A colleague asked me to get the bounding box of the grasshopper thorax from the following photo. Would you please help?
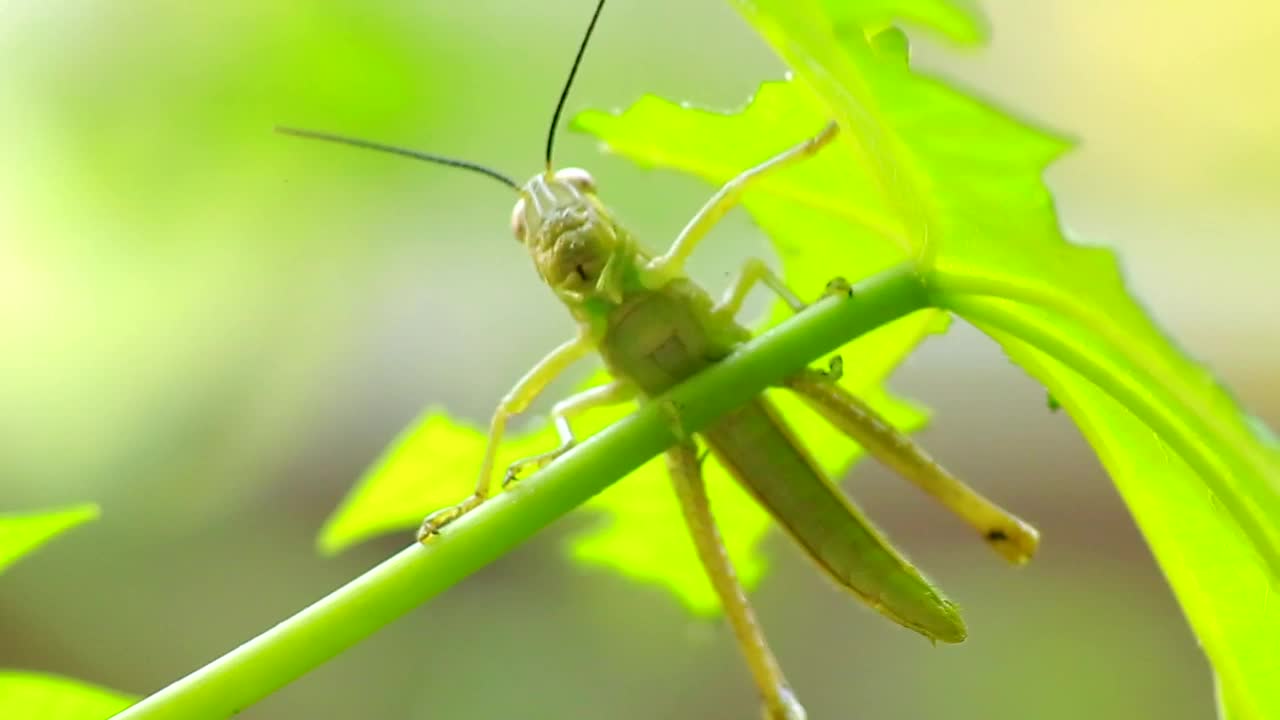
[512,167,629,306]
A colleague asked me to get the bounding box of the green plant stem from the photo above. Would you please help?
[111,264,930,720]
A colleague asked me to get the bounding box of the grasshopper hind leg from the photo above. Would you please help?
[710,262,1039,563]
[667,442,807,720]
[786,369,1039,564]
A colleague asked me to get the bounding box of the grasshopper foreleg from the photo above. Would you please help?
[641,122,840,287]
[502,380,637,488]
[666,442,807,720]
[417,334,592,541]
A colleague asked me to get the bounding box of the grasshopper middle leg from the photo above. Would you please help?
[502,379,637,488]
[712,257,807,321]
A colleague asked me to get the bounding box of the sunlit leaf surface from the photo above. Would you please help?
[0,672,133,720]
[0,505,98,575]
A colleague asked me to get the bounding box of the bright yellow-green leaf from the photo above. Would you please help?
[817,0,985,44]
[0,505,99,575]
[0,671,134,719]
[575,0,1280,716]
[983,325,1280,720]
[319,410,556,553]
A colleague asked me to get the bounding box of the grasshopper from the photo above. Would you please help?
[281,0,1037,716]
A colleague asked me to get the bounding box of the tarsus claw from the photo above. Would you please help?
[823,276,852,299]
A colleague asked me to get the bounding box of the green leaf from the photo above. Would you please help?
[319,410,572,553]
[0,505,99,575]
[575,0,1280,715]
[816,0,986,45]
[0,511,129,719]
[0,671,134,719]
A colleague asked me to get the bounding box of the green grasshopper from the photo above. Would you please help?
[281,1,1037,716]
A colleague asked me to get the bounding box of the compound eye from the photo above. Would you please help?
[509,196,529,240]
[555,167,597,194]
[510,197,527,241]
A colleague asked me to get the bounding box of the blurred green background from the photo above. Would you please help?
[2,0,1277,718]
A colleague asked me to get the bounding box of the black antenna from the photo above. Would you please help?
[545,0,607,171]
[276,126,520,191]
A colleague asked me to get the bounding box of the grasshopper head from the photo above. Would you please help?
[513,167,627,304]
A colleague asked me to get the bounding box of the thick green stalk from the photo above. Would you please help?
[111,264,930,720]
[939,289,1280,582]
